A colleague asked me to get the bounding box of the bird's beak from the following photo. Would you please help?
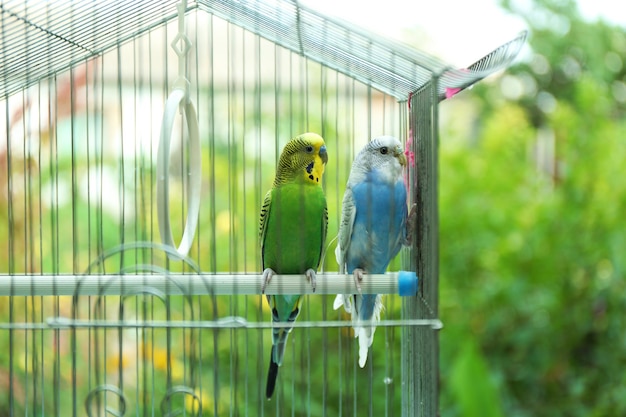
[395,146,406,167]
[319,145,328,164]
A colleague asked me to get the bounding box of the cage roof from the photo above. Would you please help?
[0,0,526,100]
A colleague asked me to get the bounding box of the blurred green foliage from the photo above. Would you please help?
[439,0,626,416]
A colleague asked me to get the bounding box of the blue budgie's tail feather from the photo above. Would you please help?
[333,294,352,312]
[266,346,279,399]
[355,294,384,367]
[357,325,374,368]
[334,293,384,367]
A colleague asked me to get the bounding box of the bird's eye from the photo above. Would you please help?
[305,145,314,153]
[380,147,388,155]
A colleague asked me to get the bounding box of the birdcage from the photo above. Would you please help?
[0,0,525,415]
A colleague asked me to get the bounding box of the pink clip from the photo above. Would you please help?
[445,68,469,99]
[403,133,415,195]
[404,133,415,168]
[445,87,462,99]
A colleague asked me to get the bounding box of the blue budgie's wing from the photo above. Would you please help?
[388,179,409,260]
[333,186,356,313]
[335,185,356,274]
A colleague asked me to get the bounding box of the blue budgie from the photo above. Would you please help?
[333,136,413,368]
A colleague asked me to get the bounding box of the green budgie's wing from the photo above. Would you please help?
[319,202,329,269]
[335,186,356,274]
[259,189,272,268]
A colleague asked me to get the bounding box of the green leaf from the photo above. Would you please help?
[450,339,504,417]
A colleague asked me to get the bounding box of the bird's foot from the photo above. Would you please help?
[353,268,365,293]
[261,268,275,294]
[305,268,317,293]
[405,203,417,246]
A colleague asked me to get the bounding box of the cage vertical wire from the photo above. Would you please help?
[0,0,526,415]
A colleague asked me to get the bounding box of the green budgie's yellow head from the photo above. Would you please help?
[273,133,328,187]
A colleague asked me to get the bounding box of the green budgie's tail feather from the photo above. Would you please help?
[271,337,288,365]
[266,328,290,398]
[270,303,299,365]
[266,346,280,399]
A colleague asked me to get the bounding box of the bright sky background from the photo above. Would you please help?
[301,0,626,66]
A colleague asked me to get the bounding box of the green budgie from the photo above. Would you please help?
[259,132,328,399]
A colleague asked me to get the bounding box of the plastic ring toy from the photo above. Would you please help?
[156,88,201,259]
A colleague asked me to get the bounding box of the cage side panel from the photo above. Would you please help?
[402,82,440,417]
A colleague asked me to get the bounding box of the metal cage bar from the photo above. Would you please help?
[402,79,440,417]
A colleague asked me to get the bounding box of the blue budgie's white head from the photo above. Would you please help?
[349,135,406,185]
